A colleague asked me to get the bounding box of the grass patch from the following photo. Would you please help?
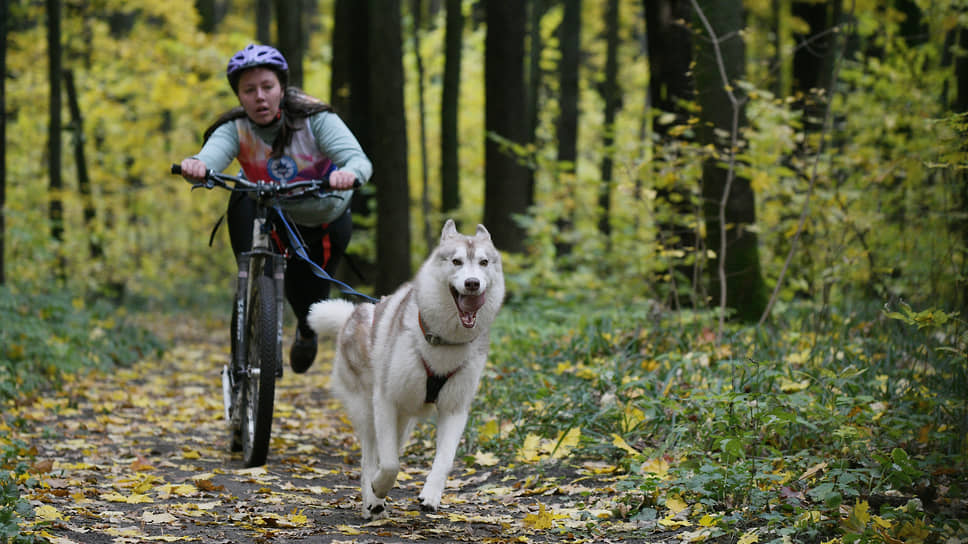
[472,298,968,542]
[0,285,165,402]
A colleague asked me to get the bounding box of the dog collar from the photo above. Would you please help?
[418,312,471,346]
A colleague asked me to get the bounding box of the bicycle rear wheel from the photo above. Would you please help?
[239,273,278,467]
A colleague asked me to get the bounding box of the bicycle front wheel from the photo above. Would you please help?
[239,273,278,467]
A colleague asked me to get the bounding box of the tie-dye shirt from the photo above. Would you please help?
[194,111,372,224]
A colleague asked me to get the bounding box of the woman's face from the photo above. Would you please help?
[237,67,283,125]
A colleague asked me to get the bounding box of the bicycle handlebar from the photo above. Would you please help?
[170,163,360,193]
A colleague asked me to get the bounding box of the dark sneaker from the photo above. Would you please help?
[290,331,318,374]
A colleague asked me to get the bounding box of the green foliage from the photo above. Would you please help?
[477,298,967,542]
[0,439,46,544]
[0,285,164,402]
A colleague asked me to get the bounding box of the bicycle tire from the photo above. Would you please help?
[228,300,243,453]
[239,273,278,467]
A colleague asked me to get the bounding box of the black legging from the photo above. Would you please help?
[226,191,353,338]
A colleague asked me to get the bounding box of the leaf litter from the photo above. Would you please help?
[7,316,667,543]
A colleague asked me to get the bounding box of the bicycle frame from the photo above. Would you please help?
[170,163,370,467]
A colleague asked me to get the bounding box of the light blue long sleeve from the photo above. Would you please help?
[195,111,372,185]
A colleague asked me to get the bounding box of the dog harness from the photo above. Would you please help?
[416,311,472,403]
[422,358,460,404]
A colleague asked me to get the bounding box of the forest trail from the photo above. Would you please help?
[14,315,660,543]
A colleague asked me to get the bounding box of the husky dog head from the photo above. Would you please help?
[426,219,504,330]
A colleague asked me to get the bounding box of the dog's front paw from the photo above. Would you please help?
[362,483,388,520]
[418,492,441,512]
[363,497,388,520]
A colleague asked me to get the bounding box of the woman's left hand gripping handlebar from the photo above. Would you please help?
[328,169,358,190]
[179,158,208,181]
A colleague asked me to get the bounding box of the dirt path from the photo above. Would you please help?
[14,316,659,543]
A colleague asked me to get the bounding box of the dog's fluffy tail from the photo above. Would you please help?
[307,299,357,338]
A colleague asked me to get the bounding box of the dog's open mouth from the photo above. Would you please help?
[451,287,486,328]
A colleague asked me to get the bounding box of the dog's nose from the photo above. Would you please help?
[465,278,480,292]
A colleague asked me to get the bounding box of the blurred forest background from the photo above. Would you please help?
[2,0,967,320]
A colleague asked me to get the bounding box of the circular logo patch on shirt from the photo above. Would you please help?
[267,156,298,182]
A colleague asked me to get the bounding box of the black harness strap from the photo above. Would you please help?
[422,358,459,404]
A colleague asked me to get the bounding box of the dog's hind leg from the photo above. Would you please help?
[334,385,387,520]
[358,429,387,520]
[419,411,469,512]
[370,399,401,500]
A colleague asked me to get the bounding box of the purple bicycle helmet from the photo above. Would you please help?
[226,44,289,93]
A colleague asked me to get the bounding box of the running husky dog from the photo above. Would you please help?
[307,219,504,519]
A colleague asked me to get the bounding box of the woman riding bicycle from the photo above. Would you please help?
[179,43,372,375]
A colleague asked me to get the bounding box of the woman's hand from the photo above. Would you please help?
[328,169,358,190]
[179,158,208,181]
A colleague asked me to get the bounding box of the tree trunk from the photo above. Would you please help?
[440,0,462,223]
[645,0,697,305]
[275,0,304,88]
[410,0,432,251]
[483,0,530,254]
[554,0,580,258]
[524,0,545,211]
[956,22,968,310]
[331,0,375,287]
[196,0,217,32]
[368,0,411,294]
[64,69,101,259]
[256,0,272,44]
[693,0,767,322]
[597,0,619,242]
[48,0,64,251]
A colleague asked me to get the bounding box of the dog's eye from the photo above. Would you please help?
[452,258,463,266]
[479,259,488,267]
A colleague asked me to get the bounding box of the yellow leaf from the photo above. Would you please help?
[780,377,810,393]
[698,514,719,527]
[658,517,691,528]
[102,492,153,504]
[523,503,555,530]
[665,495,688,515]
[141,512,177,524]
[478,420,500,441]
[181,449,201,460]
[337,524,362,535]
[517,434,542,463]
[34,504,66,522]
[474,451,500,467]
[798,462,827,481]
[641,457,671,479]
[551,427,581,459]
[737,530,760,544]
[611,433,641,456]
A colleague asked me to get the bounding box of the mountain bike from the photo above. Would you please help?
[169,164,365,467]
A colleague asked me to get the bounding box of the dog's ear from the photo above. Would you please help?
[475,224,491,241]
[441,219,458,240]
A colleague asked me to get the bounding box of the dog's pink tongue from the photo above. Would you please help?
[458,293,485,313]
[457,293,486,327]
